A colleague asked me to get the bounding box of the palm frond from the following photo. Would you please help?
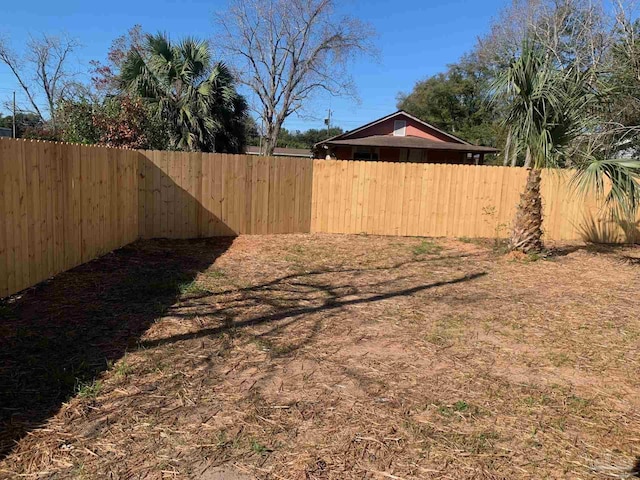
[490,40,600,169]
[572,158,640,218]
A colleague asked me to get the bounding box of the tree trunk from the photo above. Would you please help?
[503,129,512,167]
[263,119,280,156]
[263,134,276,156]
[509,168,544,253]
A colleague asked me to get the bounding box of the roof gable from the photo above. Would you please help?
[318,110,470,146]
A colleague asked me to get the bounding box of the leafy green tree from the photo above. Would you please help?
[277,127,343,149]
[57,96,168,149]
[58,99,101,144]
[0,112,44,138]
[94,96,168,149]
[606,18,640,158]
[398,57,498,146]
[120,33,248,153]
[244,116,261,147]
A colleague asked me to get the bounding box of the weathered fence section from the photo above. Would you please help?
[137,151,313,238]
[310,160,609,241]
[0,140,138,298]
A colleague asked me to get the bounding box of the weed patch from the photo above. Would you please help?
[413,240,443,256]
[75,380,102,399]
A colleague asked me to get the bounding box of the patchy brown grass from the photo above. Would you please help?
[1,234,639,480]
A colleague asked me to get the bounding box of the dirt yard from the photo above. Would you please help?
[1,234,639,479]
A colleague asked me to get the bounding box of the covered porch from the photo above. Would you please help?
[317,135,499,165]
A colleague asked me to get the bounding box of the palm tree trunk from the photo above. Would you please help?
[510,168,544,253]
[523,146,532,168]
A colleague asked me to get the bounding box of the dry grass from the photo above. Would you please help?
[1,234,639,479]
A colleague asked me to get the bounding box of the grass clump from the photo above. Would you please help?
[436,400,483,418]
[107,358,133,377]
[76,379,102,399]
[250,439,268,455]
[178,280,211,296]
[206,269,226,279]
[413,240,443,256]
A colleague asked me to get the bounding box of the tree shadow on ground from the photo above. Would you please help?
[138,263,487,350]
[0,239,487,463]
[0,238,233,459]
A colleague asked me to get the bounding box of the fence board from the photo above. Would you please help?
[0,141,7,297]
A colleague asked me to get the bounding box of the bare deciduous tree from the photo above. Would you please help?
[0,34,79,132]
[215,0,375,155]
[476,0,613,71]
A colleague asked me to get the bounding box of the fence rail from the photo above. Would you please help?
[0,138,630,298]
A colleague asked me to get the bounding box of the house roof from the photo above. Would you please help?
[324,135,499,153]
[246,146,312,157]
[316,110,472,146]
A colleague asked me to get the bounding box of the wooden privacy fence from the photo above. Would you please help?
[0,140,138,298]
[137,150,313,238]
[0,138,629,298]
[0,140,314,298]
[311,160,609,241]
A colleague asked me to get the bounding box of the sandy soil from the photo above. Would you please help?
[0,234,639,479]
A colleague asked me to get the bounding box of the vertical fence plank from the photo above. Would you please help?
[3,140,17,294]
[137,151,146,238]
[16,139,29,291]
[0,140,8,297]
[52,142,65,275]
[368,161,378,235]
[200,153,211,237]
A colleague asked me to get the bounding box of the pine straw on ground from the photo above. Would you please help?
[1,234,639,480]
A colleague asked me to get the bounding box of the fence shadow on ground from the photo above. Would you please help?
[0,150,243,460]
[0,237,233,459]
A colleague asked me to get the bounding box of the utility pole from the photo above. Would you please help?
[324,109,332,136]
[12,91,17,138]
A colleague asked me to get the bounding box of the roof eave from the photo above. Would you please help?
[324,139,498,154]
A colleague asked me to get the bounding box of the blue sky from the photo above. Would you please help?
[0,0,505,131]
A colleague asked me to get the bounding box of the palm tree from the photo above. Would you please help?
[120,33,247,153]
[492,41,640,251]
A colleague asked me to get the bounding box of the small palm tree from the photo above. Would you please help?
[120,33,247,153]
[493,41,640,251]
